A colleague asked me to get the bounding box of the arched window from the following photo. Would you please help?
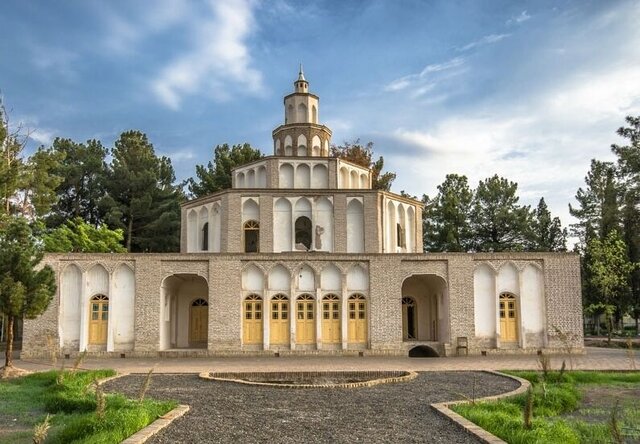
[322,294,340,344]
[243,295,263,345]
[89,294,109,345]
[295,216,312,250]
[348,294,367,344]
[202,222,209,251]
[244,220,259,253]
[396,223,405,248]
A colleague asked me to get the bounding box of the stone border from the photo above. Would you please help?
[94,372,190,444]
[120,404,190,444]
[430,371,531,444]
[199,370,417,389]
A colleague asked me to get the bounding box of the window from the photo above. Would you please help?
[202,223,209,251]
[295,216,312,250]
[244,220,259,253]
[396,223,406,248]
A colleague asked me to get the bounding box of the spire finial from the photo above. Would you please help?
[297,63,306,81]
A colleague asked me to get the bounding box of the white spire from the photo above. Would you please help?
[297,63,306,82]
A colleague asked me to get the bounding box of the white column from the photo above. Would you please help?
[289,280,296,350]
[316,288,322,349]
[341,273,348,350]
[263,291,271,350]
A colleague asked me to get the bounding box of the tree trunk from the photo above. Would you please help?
[4,315,14,368]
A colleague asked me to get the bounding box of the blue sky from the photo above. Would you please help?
[1,0,639,237]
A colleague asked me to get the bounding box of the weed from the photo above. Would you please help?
[626,338,636,370]
[72,351,87,371]
[609,400,623,444]
[138,367,154,403]
[32,413,51,444]
[538,353,551,380]
[523,386,534,429]
[94,379,106,420]
[46,334,57,367]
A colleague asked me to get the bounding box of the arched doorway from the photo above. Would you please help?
[296,294,315,344]
[322,294,340,344]
[159,274,209,350]
[243,295,263,344]
[401,274,449,343]
[89,294,109,345]
[190,299,208,345]
[347,294,367,344]
[499,293,518,342]
[270,294,290,345]
[402,297,417,340]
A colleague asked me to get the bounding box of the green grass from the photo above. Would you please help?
[451,371,640,444]
[0,370,177,443]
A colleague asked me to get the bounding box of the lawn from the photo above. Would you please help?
[0,369,176,443]
[451,371,640,444]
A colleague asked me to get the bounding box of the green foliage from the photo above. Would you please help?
[423,174,473,252]
[469,175,532,252]
[42,217,126,253]
[47,138,108,227]
[453,371,640,444]
[0,98,25,216]
[0,370,176,444]
[330,140,396,191]
[528,198,567,251]
[101,131,183,252]
[188,143,263,197]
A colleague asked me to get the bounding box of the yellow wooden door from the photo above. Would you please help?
[190,299,208,344]
[243,295,263,344]
[402,297,416,340]
[89,295,108,345]
[322,295,340,344]
[348,295,367,344]
[499,294,518,342]
[296,295,315,344]
[270,295,290,345]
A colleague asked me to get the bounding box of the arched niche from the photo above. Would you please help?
[242,198,259,223]
[474,263,496,339]
[246,169,255,188]
[199,207,209,251]
[311,164,328,188]
[61,264,82,349]
[396,204,406,250]
[187,209,198,252]
[237,172,245,188]
[340,167,349,189]
[311,105,318,123]
[520,264,545,342]
[297,103,307,123]
[321,264,341,291]
[497,262,519,295]
[284,135,293,156]
[269,265,291,291]
[312,135,321,157]
[315,196,333,252]
[256,166,267,188]
[87,264,109,297]
[242,264,264,292]
[275,139,281,155]
[279,163,294,188]
[287,104,294,124]
[274,198,292,252]
[346,264,369,291]
[113,264,135,349]
[296,264,315,291]
[211,203,222,252]
[295,163,311,188]
[350,170,359,189]
[346,198,364,253]
[407,206,416,253]
[360,173,368,189]
[297,134,307,157]
[386,200,397,252]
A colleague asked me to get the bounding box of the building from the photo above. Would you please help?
[21,70,583,358]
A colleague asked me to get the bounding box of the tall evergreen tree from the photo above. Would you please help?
[48,138,108,227]
[331,140,396,191]
[469,175,531,252]
[527,198,567,252]
[101,131,182,252]
[611,115,640,329]
[423,174,474,252]
[188,143,263,198]
[0,217,56,370]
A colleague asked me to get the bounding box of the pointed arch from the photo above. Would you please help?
[199,207,209,251]
[279,163,294,188]
[242,264,265,292]
[340,167,349,188]
[321,263,341,291]
[274,198,292,252]
[315,196,333,252]
[311,105,318,123]
[61,264,82,349]
[113,264,135,349]
[297,103,307,123]
[268,264,291,291]
[311,163,328,188]
[350,170,359,189]
[474,263,496,338]
[347,198,364,253]
[242,198,259,223]
[295,163,310,188]
[187,209,198,252]
[347,264,369,291]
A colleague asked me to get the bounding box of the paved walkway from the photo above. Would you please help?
[14,347,638,374]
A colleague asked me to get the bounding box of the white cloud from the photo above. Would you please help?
[29,128,56,145]
[384,57,465,92]
[507,10,531,26]
[457,33,511,52]
[151,0,263,109]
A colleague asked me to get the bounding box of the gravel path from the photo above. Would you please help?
[105,372,519,444]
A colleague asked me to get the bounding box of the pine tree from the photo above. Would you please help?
[423,174,473,252]
[527,198,567,252]
[0,217,56,370]
[188,143,263,197]
[42,218,126,253]
[101,131,182,252]
[469,175,531,252]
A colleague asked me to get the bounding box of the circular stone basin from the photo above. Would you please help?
[201,370,417,388]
